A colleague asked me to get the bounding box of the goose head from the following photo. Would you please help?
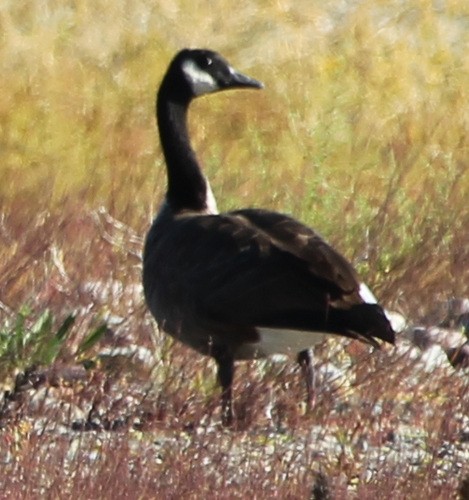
[160,48,264,102]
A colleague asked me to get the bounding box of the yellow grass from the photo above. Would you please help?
[0,2,469,496]
[1,0,468,312]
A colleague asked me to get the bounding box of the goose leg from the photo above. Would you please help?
[297,348,316,411]
[213,348,235,426]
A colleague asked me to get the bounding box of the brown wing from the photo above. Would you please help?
[229,209,363,303]
[144,208,394,346]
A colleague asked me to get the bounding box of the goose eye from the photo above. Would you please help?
[200,56,213,69]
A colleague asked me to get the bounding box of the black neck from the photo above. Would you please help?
[157,86,209,213]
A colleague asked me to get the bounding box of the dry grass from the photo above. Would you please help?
[0,0,468,497]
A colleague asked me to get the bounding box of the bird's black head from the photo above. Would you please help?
[161,48,263,102]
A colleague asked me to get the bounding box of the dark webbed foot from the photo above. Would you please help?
[297,349,316,411]
[213,347,235,426]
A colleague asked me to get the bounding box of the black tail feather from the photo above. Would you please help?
[257,303,395,346]
[329,303,395,345]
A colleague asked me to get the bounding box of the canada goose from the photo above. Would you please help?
[143,48,395,426]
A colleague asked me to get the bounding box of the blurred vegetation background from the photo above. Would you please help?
[0,2,468,496]
[0,0,468,337]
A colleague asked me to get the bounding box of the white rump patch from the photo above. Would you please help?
[182,60,219,96]
[359,283,377,304]
[254,327,327,357]
[385,310,407,333]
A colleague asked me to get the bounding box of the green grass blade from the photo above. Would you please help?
[76,323,108,356]
[55,314,76,340]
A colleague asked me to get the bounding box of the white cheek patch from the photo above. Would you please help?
[182,60,219,96]
[359,282,377,304]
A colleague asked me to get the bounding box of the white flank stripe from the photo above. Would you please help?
[359,282,407,333]
[359,282,377,304]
